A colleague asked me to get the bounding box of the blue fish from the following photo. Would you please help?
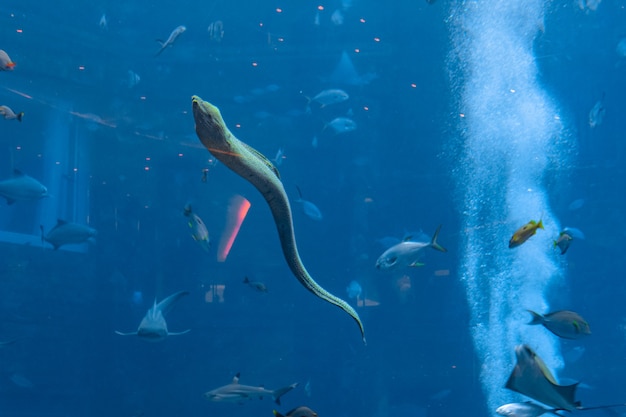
[295,186,323,221]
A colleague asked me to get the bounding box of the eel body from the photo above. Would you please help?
[192,95,365,343]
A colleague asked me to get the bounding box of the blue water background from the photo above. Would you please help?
[0,0,625,416]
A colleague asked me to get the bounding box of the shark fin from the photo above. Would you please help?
[115,331,138,336]
[232,373,240,384]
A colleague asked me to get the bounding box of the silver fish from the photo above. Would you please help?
[155,25,186,56]
[0,105,23,121]
[204,373,297,405]
[311,89,349,107]
[115,291,190,342]
[41,219,97,250]
[496,402,561,417]
[0,169,48,204]
[375,225,447,270]
[326,117,356,134]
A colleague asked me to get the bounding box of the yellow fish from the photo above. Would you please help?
[509,219,543,248]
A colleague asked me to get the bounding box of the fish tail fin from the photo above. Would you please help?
[430,225,447,252]
[526,309,544,325]
[537,219,544,230]
[273,410,286,417]
[295,185,304,201]
[17,112,24,122]
[272,382,298,405]
[156,39,165,46]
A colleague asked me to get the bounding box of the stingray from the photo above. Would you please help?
[115,290,190,342]
[506,345,626,413]
[505,345,580,411]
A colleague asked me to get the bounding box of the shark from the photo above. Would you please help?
[204,373,298,405]
[0,169,48,204]
[115,291,190,342]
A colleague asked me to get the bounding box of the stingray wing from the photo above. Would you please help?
[505,348,579,411]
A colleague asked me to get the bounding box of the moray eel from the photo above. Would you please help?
[192,95,365,344]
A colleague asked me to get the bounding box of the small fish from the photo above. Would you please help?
[295,186,322,221]
[310,89,349,107]
[509,219,543,248]
[126,70,140,88]
[553,231,573,255]
[0,105,24,121]
[326,117,356,134]
[41,219,97,250]
[527,310,591,339]
[205,373,298,405]
[331,9,344,25]
[346,280,362,299]
[201,168,209,182]
[375,226,447,270]
[496,402,561,417]
[115,291,190,342]
[243,276,268,293]
[99,14,107,29]
[273,147,286,166]
[588,93,605,128]
[0,169,48,204]
[155,25,186,56]
[183,204,210,252]
[274,407,318,417]
[0,50,16,71]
